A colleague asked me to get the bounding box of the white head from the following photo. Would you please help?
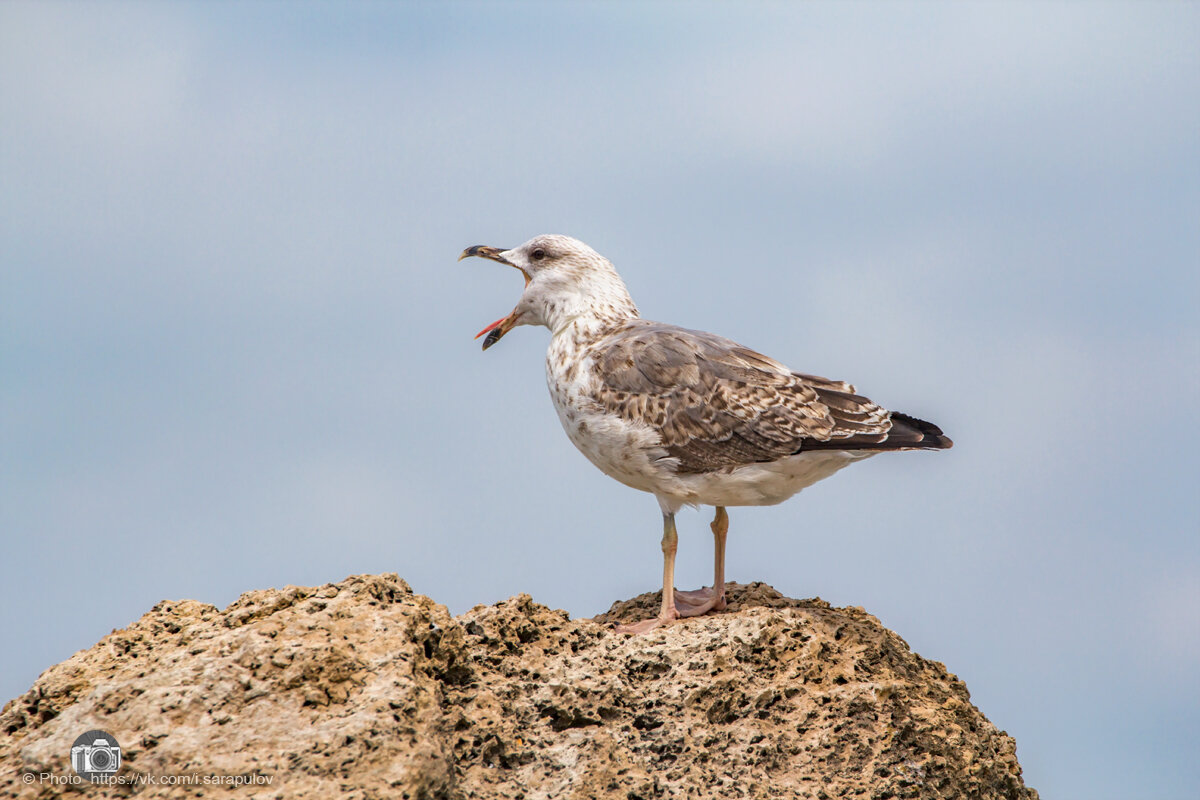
[459,234,639,349]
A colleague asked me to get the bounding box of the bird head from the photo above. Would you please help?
[459,234,637,350]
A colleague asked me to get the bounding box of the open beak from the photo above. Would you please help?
[474,312,520,351]
[458,245,511,265]
[460,244,531,351]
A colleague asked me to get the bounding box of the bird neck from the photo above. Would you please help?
[549,296,638,342]
[538,268,639,340]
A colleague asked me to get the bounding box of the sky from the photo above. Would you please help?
[2,2,1197,797]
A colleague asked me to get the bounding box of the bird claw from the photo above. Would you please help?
[614,585,729,634]
[674,585,727,617]
[614,613,679,635]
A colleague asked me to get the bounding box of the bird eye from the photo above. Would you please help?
[531,248,546,261]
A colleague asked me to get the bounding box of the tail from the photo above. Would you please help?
[800,411,953,452]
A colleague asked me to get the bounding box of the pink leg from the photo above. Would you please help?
[615,513,682,634]
[674,507,728,617]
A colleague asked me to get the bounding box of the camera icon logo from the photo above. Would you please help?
[70,730,122,782]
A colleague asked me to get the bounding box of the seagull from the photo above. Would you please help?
[460,235,952,634]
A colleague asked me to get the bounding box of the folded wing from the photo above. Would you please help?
[591,321,950,474]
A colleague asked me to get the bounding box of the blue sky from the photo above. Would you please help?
[2,3,1197,797]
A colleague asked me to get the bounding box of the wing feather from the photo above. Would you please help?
[590,321,912,474]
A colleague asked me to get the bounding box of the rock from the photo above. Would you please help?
[0,575,1037,799]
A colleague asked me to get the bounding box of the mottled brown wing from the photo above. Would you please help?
[590,321,898,474]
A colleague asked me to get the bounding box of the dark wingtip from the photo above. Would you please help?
[797,411,953,453]
[889,412,953,449]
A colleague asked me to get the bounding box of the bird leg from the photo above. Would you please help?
[673,506,729,617]
[615,513,682,634]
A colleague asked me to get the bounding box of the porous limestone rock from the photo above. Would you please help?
[0,575,1036,799]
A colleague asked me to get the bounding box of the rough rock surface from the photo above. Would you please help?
[0,574,1037,799]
